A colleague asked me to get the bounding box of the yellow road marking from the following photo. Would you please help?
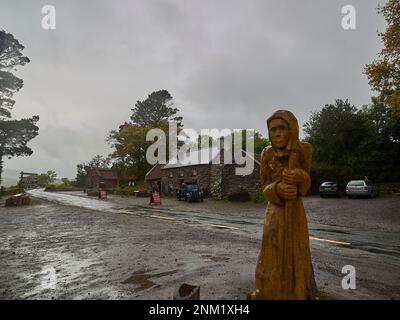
[148,215,349,245]
[205,224,239,231]
[310,236,351,246]
[150,215,176,221]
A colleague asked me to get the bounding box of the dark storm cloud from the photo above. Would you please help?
[0,0,387,178]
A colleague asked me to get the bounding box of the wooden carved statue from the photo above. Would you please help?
[248,110,313,300]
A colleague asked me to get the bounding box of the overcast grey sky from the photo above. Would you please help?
[1,0,387,178]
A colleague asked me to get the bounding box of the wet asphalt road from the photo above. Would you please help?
[0,190,399,299]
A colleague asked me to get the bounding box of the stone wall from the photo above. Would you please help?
[86,172,99,189]
[221,163,261,198]
[378,182,400,195]
[161,164,211,196]
[85,173,116,189]
[159,161,262,199]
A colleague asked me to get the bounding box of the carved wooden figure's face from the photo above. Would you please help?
[268,118,289,150]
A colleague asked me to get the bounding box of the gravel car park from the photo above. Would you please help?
[1,191,400,300]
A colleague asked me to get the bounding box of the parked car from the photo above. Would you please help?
[176,182,204,202]
[346,180,379,198]
[319,181,345,198]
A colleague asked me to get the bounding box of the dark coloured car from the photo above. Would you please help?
[346,180,379,198]
[176,182,204,202]
[319,181,344,198]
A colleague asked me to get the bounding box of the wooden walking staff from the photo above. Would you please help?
[282,145,299,297]
[285,145,317,298]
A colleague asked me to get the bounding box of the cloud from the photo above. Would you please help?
[1,0,387,177]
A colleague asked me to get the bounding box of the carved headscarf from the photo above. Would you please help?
[267,110,300,156]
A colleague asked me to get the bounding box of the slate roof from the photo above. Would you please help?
[145,163,165,181]
[161,147,261,169]
[162,147,220,169]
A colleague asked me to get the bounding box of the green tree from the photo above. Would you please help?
[0,117,39,184]
[365,0,400,114]
[196,134,220,149]
[37,170,57,187]
[75,164,87,188]
[0,30,39,184]
[46,170,57,183]
[61,177,71,186]
[304,98,400,187]
[130,90,183,127]
[87,154,111,168]
[194,130,269,154]
[107,123,158,181]
[109,90,184,181]
[304,99,370,184]
[229,130,270,154]
[0,30,30,119]
[359,97,400,181]
[252,131,270,154]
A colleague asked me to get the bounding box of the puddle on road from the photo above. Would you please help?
[122,269,178,291]
[201,255,230,262]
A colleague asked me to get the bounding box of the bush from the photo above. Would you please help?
[211,177,223,200]
[1,185,25,196]
[114,184,137,196]
[44,184,57,192]
[44,183,83,192]
[86,189,99,196]
[252,190,267,204]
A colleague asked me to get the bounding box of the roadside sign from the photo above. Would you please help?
[100,190,107,200]
[152,191,161,205]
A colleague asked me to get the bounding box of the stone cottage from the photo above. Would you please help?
[145,147,261,199]
[85,168,118,189]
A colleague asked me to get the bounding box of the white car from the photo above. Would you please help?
[346,180,379,199]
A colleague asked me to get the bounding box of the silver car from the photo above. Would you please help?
[346,180,379,199]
